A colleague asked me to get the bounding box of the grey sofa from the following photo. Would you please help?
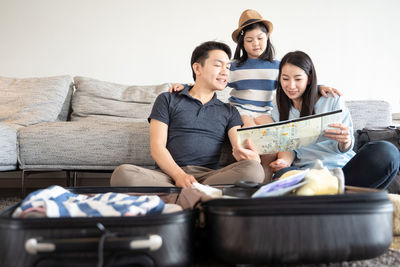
[0,75,395,192]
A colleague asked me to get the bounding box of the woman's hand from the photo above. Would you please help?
[324,123,352,152]
[168,83,184,93]
[319,86,342,97]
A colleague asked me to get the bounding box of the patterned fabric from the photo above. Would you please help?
[0,123,18,171]
[72,76,171,121]
[18,120,154,170]
[12,185,165,218]
[0,75,72,126]
[227,58,280,114]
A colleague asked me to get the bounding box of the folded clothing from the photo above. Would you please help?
[12,185,166,218]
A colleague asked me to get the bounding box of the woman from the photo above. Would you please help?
[268,51,399,189]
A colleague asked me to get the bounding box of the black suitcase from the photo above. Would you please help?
[201,185,394,265]
[0,187,195,267]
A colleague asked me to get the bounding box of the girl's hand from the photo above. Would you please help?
[168,83,184,93]
[269,158,291,173]
[319,86,342,97]
[324,123,352,152]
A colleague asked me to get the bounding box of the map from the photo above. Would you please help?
[237,110,342,154]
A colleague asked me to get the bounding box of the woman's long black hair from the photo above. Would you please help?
[276,51,320,121]
[233,22,275,67]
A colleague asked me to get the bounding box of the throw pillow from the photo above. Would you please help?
[72,76,171,121]
[0,75,72,126]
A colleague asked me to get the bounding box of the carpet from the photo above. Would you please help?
[1,197,400,266]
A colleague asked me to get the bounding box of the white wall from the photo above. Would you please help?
[1,0,399,112]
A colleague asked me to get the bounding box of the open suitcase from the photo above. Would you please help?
[0,187,195,267]
[0,185,394,266]
[201,185,394,265]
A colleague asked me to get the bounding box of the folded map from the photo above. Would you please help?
[237,110,342,154]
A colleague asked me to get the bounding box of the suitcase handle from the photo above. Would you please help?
[25,234,162,255]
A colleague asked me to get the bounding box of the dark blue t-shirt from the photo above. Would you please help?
[148,86,242,169]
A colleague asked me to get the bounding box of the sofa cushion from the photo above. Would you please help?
[71,76,171,121]
[0,123,18,171]
[0,75,73,126]
[57,83,74,122]
[18,121,154,170]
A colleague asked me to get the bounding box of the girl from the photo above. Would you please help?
[268,51,399,189]
[228,8,280,127]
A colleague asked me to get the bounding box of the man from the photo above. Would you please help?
[110,41,264,188]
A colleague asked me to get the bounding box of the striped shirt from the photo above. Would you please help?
[228,58,280,114]
[13,185,165,218]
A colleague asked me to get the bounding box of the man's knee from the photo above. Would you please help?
[238,160,265,183]
[110,164,139,186]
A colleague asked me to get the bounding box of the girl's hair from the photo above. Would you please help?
[233,22,275,67]
[276,51,319,121]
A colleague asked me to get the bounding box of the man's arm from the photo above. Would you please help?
[150,119,196,188]
[228,126,261,163]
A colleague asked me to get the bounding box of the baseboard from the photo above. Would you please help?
[0,170,110,197]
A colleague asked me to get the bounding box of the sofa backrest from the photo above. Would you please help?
[0,75,73,127]
[57,82,74,122]
[346,100,392,132]
[71,76,171,122]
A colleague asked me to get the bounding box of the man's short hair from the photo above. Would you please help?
[191,41,232,81]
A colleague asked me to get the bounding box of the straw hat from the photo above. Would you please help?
[232,9,273,43]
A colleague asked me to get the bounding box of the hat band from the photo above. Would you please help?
[241,19,262,27]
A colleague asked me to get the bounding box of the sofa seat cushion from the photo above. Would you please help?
[18,121,154,170]
[0,123,18,171]
[0,75,73,126]
[72,76,171,122]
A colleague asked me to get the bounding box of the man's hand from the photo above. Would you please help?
[232,139,261,163]
[174,173,197,188]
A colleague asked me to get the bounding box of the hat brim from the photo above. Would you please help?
[232,19,273,43]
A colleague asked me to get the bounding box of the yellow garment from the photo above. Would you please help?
[279,160,344,196]
[296,168,340,196]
